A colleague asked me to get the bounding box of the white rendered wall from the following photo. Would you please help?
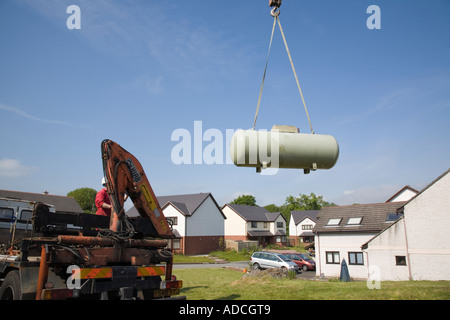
[404,172,450,280]
[315,233,376,279]
[364,219,409,281]
[223,206,246,236]
[162,205,186,237]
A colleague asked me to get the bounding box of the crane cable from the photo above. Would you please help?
[252,8,315,134]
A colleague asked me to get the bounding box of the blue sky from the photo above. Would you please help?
[1,0,449,208]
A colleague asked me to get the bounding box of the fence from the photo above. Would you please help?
[226,240,259,252]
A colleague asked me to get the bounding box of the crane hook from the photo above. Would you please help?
[269,0,281,16]
[270,7,280,17]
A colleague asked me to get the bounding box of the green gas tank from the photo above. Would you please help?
[229,125,339,173]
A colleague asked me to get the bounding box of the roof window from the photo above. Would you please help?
[385,213,403,222]
[347,217,362,225]
[326,218,342,226]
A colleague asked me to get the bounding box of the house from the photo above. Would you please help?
[288,210,319,245]
[385,185,419,202]
[222,204,287,247]
[126,193,225,255]
[0,189,84,214]
[362,168,450,281]
[313,201,407,279]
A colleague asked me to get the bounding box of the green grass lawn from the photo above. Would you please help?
[173,254,215,264]
[173,246,309,264]
[173,268,450,300]
[173,250,253,263]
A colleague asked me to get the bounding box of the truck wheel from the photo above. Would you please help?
[0,270,22,300]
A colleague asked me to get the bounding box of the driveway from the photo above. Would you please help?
[173,260,249,270]
[173,261,316,280]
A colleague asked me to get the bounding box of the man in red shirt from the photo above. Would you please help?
[95,178,112,216]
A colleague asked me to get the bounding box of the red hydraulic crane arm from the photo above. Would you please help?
[101,139,174,239]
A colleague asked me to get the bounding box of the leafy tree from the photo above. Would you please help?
[264,204,280,212]
[230,195,257,206]
[283,192,335,211]
[67,187,97,214]
[279,193,336,227]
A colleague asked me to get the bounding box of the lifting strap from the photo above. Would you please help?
[252,12,315,134]
[252,16,277,130]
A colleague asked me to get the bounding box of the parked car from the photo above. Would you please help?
[250,252,300,273]
[285,253,316,271]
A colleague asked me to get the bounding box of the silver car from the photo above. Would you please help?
[250,252,299,272]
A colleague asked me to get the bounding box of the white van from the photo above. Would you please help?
[250,251,299,273]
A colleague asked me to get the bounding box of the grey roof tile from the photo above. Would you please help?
[0,189,84,214]
[224,204,283,222]
[126,192,224,218]
[290,210,320,225]
[313,202,406,234]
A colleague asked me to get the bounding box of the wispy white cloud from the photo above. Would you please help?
[0,102,96,131]
[330,72,450,129]
[17,0,253,85]
[0,158,37,178]
[131,75,164,95]
[0,103,73,126]
[336,185,401,205]
[373,88,413,112]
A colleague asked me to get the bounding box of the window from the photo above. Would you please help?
[386,213,403,222]
[263,222,268,228]
[251,221,257,228]
[278,254,290,262]
[254,252,262,258]
[19,210,32,222]
[395,256,407,266]
[347,217,362,225]
[261,253,270,260]
[348,252,364,265]
[166,217,178,226]
[277,221,283,228]
[0,207,14,220]
[326,251,340,264]
[302,224,313,230]
[170,239,181,250]
[326,218,342,226]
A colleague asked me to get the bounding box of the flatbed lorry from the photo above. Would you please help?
[0,140,183,300]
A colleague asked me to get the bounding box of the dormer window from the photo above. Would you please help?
[347,217,362,225]
[326,218,342,226]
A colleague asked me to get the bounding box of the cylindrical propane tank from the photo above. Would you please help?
[229,125,339,172]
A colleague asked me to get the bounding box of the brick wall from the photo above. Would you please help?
[184,236,221,255]
[224,235,247,241]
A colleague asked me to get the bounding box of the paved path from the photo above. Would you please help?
[173,261,316,280]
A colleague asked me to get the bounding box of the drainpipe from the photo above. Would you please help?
[401,213,412,280]
[315,232,321,278]
[184,215,188,255]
